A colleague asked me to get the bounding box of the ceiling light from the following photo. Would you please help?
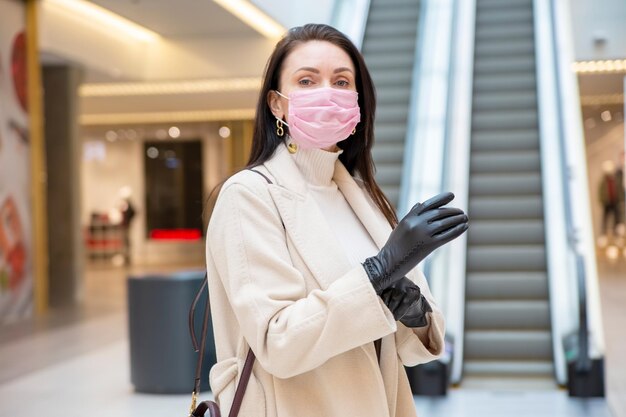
[79,77,262,97]
[606,245,619,261]
[573,58,626,74]
[168,126,181,138]
[45,0,160,43]
[147,147,159,159]
[213,0,285,39]
[218,126,231,138]
[105,130,118,141]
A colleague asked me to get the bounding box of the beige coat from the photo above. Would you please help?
[206,142,445,417]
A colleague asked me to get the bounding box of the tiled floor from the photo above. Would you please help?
[0,259,623,417]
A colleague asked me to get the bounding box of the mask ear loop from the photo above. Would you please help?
[275,90,289,100]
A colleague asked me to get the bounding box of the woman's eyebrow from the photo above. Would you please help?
[294,66,320,74]
[334,67,354,74]
[292,66,354,74]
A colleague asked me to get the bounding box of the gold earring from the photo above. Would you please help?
[351,127,356,135]
[276,119,284,137]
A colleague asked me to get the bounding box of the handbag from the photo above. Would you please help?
[188,272,256,417]
[187,168,273,417]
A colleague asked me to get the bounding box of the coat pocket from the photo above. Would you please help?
[209,357,266,417]
[209,357,238,401]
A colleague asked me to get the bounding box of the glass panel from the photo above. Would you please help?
[144,140,204,239]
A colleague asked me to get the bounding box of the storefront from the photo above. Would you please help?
[80,120,252,266]
[581,80,626,260]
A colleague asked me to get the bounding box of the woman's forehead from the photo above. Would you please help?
[282,40,354,74]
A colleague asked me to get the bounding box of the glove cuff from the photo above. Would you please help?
[362,257,384,294]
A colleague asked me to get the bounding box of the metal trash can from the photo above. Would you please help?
[128,270,217,394]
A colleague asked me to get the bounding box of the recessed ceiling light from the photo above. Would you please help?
[213,0,285,39]
[219,126,231,138]
[168,126,181,138]
[573,58,626,74]
[45,0,160,42]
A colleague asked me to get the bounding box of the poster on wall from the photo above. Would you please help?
[0,0,33,324]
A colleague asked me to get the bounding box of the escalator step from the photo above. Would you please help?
[470,150,540,173]
[367,7,419,23]
[474,38,535,58]
[465,300,551,329]
[365,54,414,70]
[467,244,546,271]
[472,110,538,130]
[475,22,534,40]
[471,130,539,151]
[463,359,553,377]
[467,219,545,245]
[473,56,535,74]
[466,271,549,299]
[376,86,413,105]
[468,195,543,220]
[473,91,537,111]
[464,330,552,359]
[476,8,533,25]
[362,37,416,54]
[372,143,405,164]
[469,172,542,195]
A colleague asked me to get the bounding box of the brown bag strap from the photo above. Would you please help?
[188,167,273,415]
[229,349,256,417]
[189,274,257,416]
[189,275,210,396]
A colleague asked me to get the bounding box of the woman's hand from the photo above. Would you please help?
[382,277,434,328]
[363,192,468,294]
[380,277,422,321]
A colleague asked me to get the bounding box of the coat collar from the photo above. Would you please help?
[262,142,393,289]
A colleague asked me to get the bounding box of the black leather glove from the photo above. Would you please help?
[389,277,433,328]
[363,192,468,294]
[380,277,421,321]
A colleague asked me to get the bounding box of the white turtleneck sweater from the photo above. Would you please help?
[291,144,381,267]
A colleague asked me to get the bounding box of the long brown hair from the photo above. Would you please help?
[208,24,398,228]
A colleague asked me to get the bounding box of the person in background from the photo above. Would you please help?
[599,160,623,236]
[119,188,136,265]
[203,24,468,417]
[616,151,625,234]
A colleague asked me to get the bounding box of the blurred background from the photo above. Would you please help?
[0,0,624,416]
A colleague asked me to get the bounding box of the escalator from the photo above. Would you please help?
[352,0,603,393]
[463,0,554,384]
[361,0,420,208]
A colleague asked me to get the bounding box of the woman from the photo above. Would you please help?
[206,24,468,417]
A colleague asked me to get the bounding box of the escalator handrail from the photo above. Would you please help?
[330,0,371,50]
[548,0,593,373]
[575,254,591,371]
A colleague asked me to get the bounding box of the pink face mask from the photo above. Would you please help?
[276,87,361,150]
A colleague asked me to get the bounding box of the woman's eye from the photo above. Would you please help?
[298,79,312,86]
[336,80,350,87]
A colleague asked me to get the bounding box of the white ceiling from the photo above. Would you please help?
[88,0,260,38]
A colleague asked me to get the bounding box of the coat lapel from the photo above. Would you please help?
[262,144,393,290]
[263,144,353,290]
[333,163,393,251]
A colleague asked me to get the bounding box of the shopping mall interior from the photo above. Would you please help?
[0,0,625,415]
